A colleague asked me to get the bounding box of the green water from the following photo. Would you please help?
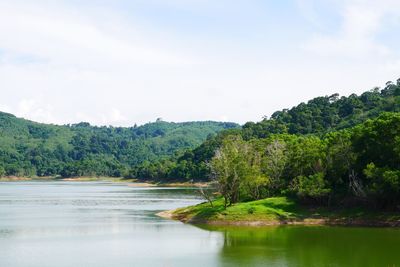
[202,225,400,266]
[0,182,399,267]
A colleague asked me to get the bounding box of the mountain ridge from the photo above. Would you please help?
[0,112,239,177]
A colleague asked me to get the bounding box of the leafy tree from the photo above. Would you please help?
[0,166,5,177]
[261,138,288,195]
[290,172,331,203]
[210,136,267,207]
[364,163,400,206]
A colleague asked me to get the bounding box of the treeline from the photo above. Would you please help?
[135,79,400,182]
[210,113,400,208]
[0,115,238,177]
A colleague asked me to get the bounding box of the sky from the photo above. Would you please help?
[0,0,399,126]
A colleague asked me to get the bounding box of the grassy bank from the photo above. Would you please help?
[160,197,400,227]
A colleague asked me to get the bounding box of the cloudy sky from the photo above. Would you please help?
[0,0,399,126]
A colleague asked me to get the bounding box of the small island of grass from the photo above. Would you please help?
[159,197,400,227]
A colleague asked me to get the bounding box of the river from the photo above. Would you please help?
[0,181,399,267]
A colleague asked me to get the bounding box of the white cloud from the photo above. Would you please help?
[380,60,400,73]
[0,1,191,68]
[18,99,36,115]
[304,0,400,58]
[73,108,127,126]
[0,104,11,114]
[14,98,55,123]
[110,108,127,123]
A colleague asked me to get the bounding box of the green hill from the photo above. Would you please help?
[135,78,400,181]
[0,113,238,177]
[155,79,400,210]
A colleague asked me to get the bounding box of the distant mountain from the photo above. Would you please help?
[0,112,239,177]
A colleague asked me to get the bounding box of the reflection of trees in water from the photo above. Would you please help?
[200,226,400,267]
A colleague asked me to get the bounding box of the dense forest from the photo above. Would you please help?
[209,112,400,208]
[0,115,238,177]
[188,78,400,209]
[135,79,400,183]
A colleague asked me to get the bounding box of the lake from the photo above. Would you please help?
[0,181,399,267]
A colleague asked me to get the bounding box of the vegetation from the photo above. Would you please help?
[158,78,400,214]
[203,112,400,209]
[137,79,400,182]
[0,114,238,178]
[168,196,400,226]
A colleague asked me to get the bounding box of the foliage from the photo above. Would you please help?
[147,79,400,182]
[209,112,400,208]
[290,173,331,202]
[0,113,238,178]
[171,195,400,225]
[363,164,400,206]
[209,136,267,206]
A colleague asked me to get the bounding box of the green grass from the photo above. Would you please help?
[173,197,302,223]
[171,197,400,226]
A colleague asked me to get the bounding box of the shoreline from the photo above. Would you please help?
[0,176,208,188]
[0,176,137,183]
[158,211,400,227]
[157,197,400,228]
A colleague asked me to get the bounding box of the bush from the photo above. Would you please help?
[364,163,400,206]
[247,206,255,214]
[290,172,331,202]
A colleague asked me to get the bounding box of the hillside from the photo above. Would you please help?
[0,113,238,177]
[134,79,400,181]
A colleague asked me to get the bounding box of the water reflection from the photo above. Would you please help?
[200,225,400,267]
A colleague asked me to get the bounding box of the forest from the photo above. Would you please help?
[134,79,400,185]
[197,79,400,209]
[208,112,400,208]
[0,115,237,177]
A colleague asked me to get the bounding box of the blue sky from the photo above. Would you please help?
[0,0,399,126]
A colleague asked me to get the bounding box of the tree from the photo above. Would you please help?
[0,166,5,177]
[209,136,267,207]
[198,182,218,208]
[262,139,288,194]
[286,136,327,178]
[210,136,244,207]
[325,131,364,198]
[290,172,331,203]
[363,163,400,206]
